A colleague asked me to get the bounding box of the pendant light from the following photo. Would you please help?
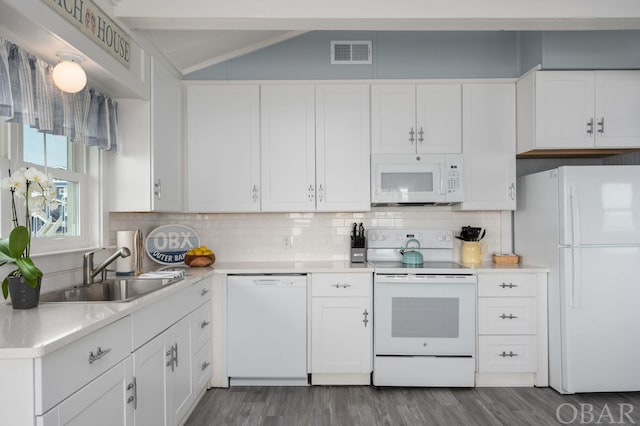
[52,53,87,94]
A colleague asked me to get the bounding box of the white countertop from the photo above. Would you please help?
[0,267,214,359]
[461,261,550,273]
[0,260,546,359]
[211,261,374,274]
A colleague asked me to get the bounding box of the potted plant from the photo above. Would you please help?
[0,167,57,309]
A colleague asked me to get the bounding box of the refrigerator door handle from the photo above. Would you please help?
[570,248,582,308]
[569,185,581,246]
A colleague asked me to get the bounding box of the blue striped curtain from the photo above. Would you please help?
[0,37,118,151]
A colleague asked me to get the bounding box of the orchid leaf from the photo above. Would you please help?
[0,238,11,256]
[8,226,29,258]
[15,257,40,282]
[1,278,7,299]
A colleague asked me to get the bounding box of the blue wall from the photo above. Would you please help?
[185,30,640,81]
[185,31,520,80]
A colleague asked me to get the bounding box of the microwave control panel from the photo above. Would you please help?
[444,159,463,201]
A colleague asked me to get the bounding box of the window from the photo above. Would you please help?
[1,122,89,252]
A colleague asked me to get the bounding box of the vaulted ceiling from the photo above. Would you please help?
[110,0,640,75]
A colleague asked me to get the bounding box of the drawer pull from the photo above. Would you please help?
[499,313,518,320]
[499,351,518,358]
[332,283,352,289]
[126,378,137,409]
[499,282,518,289]
[200,288,210,296]
[201,361,211,371]
[201,320,211,328]
[88,346,111,364]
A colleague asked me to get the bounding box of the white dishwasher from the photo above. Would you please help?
[227,274,308,386]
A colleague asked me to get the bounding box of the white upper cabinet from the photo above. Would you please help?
[315,84,370,212]
[371,84,461,154]
[186,85,261,212]
[151,58,184,211]
[260,85,316,212]
[260,84,371,212]
[458,83,516,211]
[518,70,640,155]
[110,57,183,212]
[594,71,640,148]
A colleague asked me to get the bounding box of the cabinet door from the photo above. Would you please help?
[371,85,416,153]
[595,71,640,148]
[41,359,133,426]
[151,57,183,211]
[311,297,372,374]
[261,85,316,211]
[167,315,194,426]
[535,71,595,149]
[133,333,168,426]
[460,83,516,210]
[186,85,260,212]
[315,84,370,212]
[416,84,462,153]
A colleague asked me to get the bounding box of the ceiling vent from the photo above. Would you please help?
[330,41,372,65]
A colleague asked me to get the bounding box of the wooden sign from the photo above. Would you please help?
[42,0,132,69]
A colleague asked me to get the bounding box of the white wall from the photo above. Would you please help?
[110,208,509,265]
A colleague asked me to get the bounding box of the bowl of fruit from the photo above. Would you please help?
[185,245,215,267]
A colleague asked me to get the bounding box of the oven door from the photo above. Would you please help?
[374,274,476,356]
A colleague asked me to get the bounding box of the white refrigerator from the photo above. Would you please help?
[515,165,640,394]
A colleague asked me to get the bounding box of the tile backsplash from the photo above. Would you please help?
[110,207,511,264]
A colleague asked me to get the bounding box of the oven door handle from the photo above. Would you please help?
[375,275,476,284]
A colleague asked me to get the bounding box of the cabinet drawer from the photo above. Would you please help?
[478,298,536,335]
[478,273,537,297]
[193,343,213,393]
[312,273,371,297]
[478,336,537,373]
[36,317,132,414]
[193,277,212,306]
[192,302,212,351]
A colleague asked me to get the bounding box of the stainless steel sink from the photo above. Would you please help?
[40,277,184,303]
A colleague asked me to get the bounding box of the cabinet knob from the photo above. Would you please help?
[586,118,594,135]
[201,320,210,329]
[154,180,162,200]
[88,346,111,364]
[363,309,369,327]
[409,127,415,143]
[251,185,259,203]
[499,313,518,320]
[597,117,605,135]
[418,127,424,143]
[499,282,518,289]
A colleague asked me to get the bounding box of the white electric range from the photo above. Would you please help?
[367,228,477,387]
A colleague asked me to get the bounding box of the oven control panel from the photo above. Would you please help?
[367,228,453,249]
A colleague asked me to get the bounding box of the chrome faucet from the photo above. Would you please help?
[83,247,131,285]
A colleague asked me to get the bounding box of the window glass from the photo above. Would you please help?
[1,124,85,244]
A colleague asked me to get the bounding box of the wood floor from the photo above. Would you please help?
[185,386,640,425]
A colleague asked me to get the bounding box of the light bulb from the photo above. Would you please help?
[52,57,87,94]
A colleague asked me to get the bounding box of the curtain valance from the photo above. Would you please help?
[0,37,118,151]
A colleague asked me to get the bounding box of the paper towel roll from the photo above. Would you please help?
[116,231,135,275]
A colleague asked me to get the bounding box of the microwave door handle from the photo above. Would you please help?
[439,164,445,194]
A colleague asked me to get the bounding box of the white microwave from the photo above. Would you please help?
[371,154,464,204]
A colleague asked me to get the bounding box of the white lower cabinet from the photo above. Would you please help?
[133,314,193,426]
[38,358,134,426]
[310,273,372,385]
[131,276,212,426]
[476,271,548,387]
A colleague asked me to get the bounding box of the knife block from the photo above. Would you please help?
[350,248,366,263]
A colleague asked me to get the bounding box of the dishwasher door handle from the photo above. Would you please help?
[253,279,281,285]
